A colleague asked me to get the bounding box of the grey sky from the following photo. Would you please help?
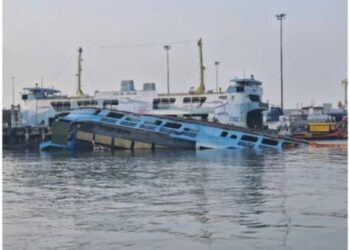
[3,0,347,108]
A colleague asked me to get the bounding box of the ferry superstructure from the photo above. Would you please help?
[20,40,268,129]
[21,76,267,129]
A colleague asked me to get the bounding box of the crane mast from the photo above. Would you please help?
[76,47,85,97]
[195,38,205,94]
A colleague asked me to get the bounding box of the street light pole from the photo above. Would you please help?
[341,79,348,108]
[164,45,171,94]
[276,13,286,111]
[11,76,15,107]
[214,61,220,92]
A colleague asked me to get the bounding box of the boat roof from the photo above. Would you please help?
[23,87,61,94]
[231,78,262,86]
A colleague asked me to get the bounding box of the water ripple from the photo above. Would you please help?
[3,147,347,250]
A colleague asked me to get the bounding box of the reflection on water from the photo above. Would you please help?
[3,147,347,250]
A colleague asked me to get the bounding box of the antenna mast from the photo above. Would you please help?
[76,47,85,97]
[195,38,205,94]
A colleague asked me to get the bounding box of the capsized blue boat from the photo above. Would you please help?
[40,108,309,151]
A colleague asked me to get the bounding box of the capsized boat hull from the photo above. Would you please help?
[40,108,309,151]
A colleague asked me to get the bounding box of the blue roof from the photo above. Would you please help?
[23,87,61,94]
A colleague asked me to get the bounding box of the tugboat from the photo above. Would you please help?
[292,116,347,140]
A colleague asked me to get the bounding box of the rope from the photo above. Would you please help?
[98,39,197,49]
[82,59,96,93]
[51,52,76,85]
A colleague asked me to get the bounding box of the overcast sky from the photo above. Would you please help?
[3,0,347,108]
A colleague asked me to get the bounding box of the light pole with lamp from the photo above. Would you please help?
[276,13,286,112]
[11,76,15,107]
[164,45,171,94]
[214,61,220,92]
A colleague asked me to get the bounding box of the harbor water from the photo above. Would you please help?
[3,146,347,250]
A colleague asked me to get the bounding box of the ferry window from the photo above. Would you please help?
[183,97,204,103]
[236,86,244,92]
[51,101,71,110]
[154,98,175,109]
[262,138,278,146]
[192,97,200,103]
[184,127,199,132]
[230,134,237,139]
[249,95,260,102]
[153,99,165,109]
[241,135,258,142]
[107,112,124,119]
[125,115,140,122]
[219,96,227,100]
[22,94,28,101]
[183,97,191,103]
[77,100,98,106]
[164,122,182,129]
[145,119,162,126]
[63,102,70,108]
[154,120,162,125]
[220,131,228,137]
[103,100,119,106]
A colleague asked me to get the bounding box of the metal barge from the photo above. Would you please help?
[40,108,309,151]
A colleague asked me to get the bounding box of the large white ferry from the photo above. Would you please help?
[20,41,268,129]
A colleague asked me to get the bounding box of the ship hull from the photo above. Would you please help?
[40,108,308,151]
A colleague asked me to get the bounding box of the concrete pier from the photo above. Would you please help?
[3,126,50,149]
[3,106,50,149]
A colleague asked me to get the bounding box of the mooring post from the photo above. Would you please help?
[41,128,46,140]
[25,128,29,143]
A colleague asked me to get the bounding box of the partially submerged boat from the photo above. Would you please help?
[40,108,309,151]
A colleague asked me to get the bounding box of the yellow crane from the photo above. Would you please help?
[76,47,86,97]
[194,38,205,94]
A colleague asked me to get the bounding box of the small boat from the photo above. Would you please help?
[265,104,348,140]
[292,116,347,140]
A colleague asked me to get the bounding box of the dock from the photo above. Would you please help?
[3,105,50,149]
[3,126,50,149]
